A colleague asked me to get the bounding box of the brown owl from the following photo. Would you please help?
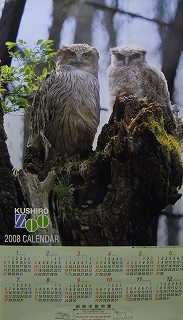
[108,46,175,133]
[27,43,100,156]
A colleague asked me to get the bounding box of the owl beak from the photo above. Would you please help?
[75,54,82,65]
[124,57,128,66]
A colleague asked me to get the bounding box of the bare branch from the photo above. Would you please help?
[85,0,171,28]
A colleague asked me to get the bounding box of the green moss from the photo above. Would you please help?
[147,116,181,166]
[54,180,75,219]
[54,180,74,199]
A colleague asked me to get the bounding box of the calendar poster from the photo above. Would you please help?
[0,1,183,320]
[0,246,183,320]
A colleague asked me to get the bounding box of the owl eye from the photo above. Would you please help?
[69,51,76,58]
[129,53,141,60]
[115,53,125,61]
[83,52,89,59]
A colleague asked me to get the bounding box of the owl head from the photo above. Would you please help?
[56,43,99,75]
[110,46,146,66]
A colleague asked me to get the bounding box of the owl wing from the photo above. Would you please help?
[89,74,100,121]
[144,66,175,132]
[28,71,58,146]
[145,66,170,104]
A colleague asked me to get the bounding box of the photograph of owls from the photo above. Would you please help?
[27,43,100,156]
[0,0,183,249]
[108,47,175,133]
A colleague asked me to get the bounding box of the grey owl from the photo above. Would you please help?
[108,46,175,132]
[28,43,100,156]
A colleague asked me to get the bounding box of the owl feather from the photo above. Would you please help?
[108,46,175,133]
[28,43,100,156]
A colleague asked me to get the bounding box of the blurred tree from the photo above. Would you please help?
[0,0,26,66]
[74,2,94,44]
[103,0,118,49]
[48,0,77,51]
[157,0,183,101]
[48,0,118,49]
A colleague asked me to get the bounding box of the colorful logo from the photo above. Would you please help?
[15,214,49,232]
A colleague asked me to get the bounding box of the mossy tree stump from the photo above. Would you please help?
[23,95,182,246]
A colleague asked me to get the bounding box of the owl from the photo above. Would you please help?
[27,43,100,157]
[108,46,175,133]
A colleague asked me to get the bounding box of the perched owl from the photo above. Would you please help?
[27,43,100,156]
[108,46,175,132]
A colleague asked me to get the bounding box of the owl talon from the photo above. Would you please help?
[12,168,19,177]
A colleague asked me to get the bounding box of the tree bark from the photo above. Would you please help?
[0,0,26,66]
[24,96,182,246]
[18,169,61,245]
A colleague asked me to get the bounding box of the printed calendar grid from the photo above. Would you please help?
[1,247,183,307]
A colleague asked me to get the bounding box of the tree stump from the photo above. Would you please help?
[22,95,183,246]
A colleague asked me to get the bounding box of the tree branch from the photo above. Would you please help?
[18,169,62,245]
[85,0,172,28]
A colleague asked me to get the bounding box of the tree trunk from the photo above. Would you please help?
[0,0,26,66]
[23,96,182,246]
[0,103,26,244]
[159,0,183,101]
[48,0,76,51]
[74,3,94,45]
[102,0,117,49]
[18,169,61,245]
